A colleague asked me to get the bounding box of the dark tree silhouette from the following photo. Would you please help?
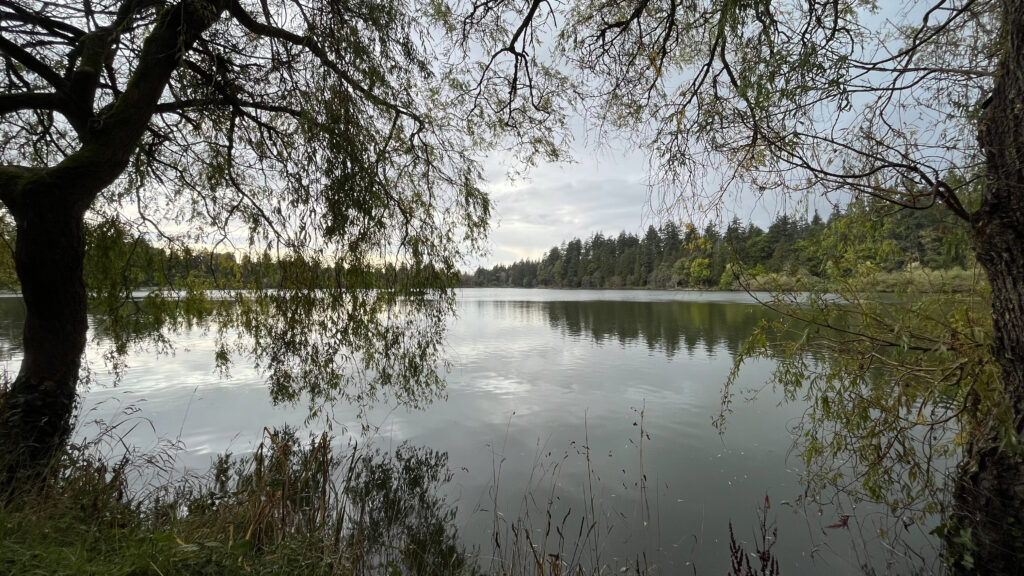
[0,0,560,489]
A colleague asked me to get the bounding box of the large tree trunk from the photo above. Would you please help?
[949,0,1024,571]
[0,199,88,494]
[0,0,229,497]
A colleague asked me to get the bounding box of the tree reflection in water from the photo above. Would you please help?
[170,427,478,575]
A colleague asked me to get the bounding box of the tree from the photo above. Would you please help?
[440,0,1020,569]
[563,237,583,287]
[637,225,660,285]
[688,257,710,287]
[0,0,560,489]
[546,0,1019,569]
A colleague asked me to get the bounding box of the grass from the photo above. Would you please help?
[0,406,801,576]
[483,411,649,576]
[0,421,663,575]
[2,406,943,575]
[0,427,477,576]
[733,265,983,294]
[0,407,684,576]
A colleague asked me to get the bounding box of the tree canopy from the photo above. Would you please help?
[465,199,975,290]
[463,0,1022,569]
[0,0,565,487]
[2,0,1024,569]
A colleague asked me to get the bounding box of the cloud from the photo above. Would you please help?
[470,115,837,270]
[477,150,656,266]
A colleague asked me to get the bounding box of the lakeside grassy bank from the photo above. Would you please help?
[463,266,984,295]
[0,424,794,576]
[1,429,481,576]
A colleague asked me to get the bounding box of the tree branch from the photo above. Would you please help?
[0,32,69,92]
[0,164,42,210]
[154,96,300,117]
[0,91,63,115]
[227,0,422,127]
[37,0,231,202]
[0,2,87,41]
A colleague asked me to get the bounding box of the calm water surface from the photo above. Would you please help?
[0,289,936,574]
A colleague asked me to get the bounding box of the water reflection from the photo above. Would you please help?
[0,292,773,367]
[341,442,474,575]
[0,290,938,575]
[118,425,477,575]
[0,296,24,359]
[539,299,769,357]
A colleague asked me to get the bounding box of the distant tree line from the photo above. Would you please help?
[0,216,456,294]
[0,197,971,295]
[463,198,974,290]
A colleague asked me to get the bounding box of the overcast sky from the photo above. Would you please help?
[480,143,647,267]
[475,138,793,269]
[469,3,930,271]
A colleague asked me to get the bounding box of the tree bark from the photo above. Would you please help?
[0,0,230,495]
[0,196,88,493]
[950,0,1024,571]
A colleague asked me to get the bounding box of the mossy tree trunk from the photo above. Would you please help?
[0,192,89,491]
[951,0,1024,570]
[0,0,230,493]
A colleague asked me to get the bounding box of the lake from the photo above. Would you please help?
[0,288,939,574]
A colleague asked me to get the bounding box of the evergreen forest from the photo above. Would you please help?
[464,198,975,291]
